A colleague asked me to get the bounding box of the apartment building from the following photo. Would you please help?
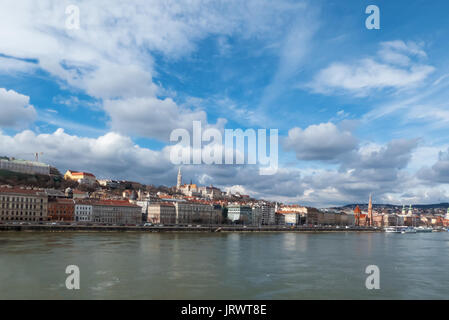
[147,202,176,224]
[228,205,252,224]
[48,198,75,221]
[174,202,221,225]
[91,200,141,225]
[75,200,93,222]
[0,186,48,222]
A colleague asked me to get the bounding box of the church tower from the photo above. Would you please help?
[177,167,182,189]
[408,204,413,216]
[354,205,361,226]
[367,194,373,226]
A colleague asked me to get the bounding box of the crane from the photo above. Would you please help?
[16,152,44,162]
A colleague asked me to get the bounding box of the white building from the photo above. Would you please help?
[98,179,120,188]
[228,205,252,224]
[0,158,50,175]
[75,202,93,222]
[198,185,223,200]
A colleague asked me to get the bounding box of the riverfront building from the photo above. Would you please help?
[91,200,141,225]
[0,157,50,175]
[277,205,308,226]
[260,205,276,225]
[48,198,75,221]
[0,186,49,222]
[74,200,93,222]
[174,201,222,225]
[148,202,176,224]
[228,205,252,224]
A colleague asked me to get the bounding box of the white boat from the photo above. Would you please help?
[416,226,433,233]
[384,227,401,233]
[401,227,417,234]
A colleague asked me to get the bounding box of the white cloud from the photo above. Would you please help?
[104,96,227,141]
[308,41,434,96]
[0,0,311,138]
[283,122,358,161]
[0,128,171,181]
[0,56,37,73]
[417,148,449,184]
[0,88,36,129]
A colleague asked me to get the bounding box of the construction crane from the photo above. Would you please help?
[16,152,44,162]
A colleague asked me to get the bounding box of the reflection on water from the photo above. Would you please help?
[0,232,448,299]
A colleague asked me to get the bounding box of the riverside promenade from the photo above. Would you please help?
[0,224,380,233]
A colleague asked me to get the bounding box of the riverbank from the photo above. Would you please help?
[0,224,381,233]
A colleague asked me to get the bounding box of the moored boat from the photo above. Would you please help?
[384,226,401,233]
[416,226,433,233]
[401,227,417,234]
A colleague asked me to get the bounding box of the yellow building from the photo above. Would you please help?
[64,170,97,185]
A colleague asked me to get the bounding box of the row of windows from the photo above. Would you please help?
[0,196,44,203]
[76,216,91,221]
[0,217,45,221]
[1,204,42,209]
[50,210,72,214]
[0,211,43,216]
[76,206,91,210]
[2,210,42,216]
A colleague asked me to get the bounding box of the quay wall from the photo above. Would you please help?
[0,224,381,233]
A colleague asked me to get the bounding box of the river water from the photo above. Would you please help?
[0,231,448,299]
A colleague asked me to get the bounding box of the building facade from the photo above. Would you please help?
[257,205,275,225]
[227,205,252,224]
[174,202,221,225]
[91,200,141,225]
[0,187,49,222]
[48,198,75,221]
[147,202,176,224]
[75,201,93,222]
[0,158,50,175]
[64,170,97,185]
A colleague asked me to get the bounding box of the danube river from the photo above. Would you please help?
[1,232,448,299]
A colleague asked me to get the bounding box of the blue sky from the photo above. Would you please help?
[1,0,449,206]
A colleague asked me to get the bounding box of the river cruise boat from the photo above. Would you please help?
[416,226,433,233]
[401,227,417,234]
[384,226,402,233]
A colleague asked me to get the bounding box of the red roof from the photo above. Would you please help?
[68,170,95,177]
[0,187,45,195]
[49,198,75,205]
[95,200,139,207]
[74,199,139,207]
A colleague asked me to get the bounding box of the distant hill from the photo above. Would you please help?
[334,203,449,210]
[0,168,73,189]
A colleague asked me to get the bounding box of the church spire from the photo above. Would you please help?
[177,167,182,189]
[367,193,373,226]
